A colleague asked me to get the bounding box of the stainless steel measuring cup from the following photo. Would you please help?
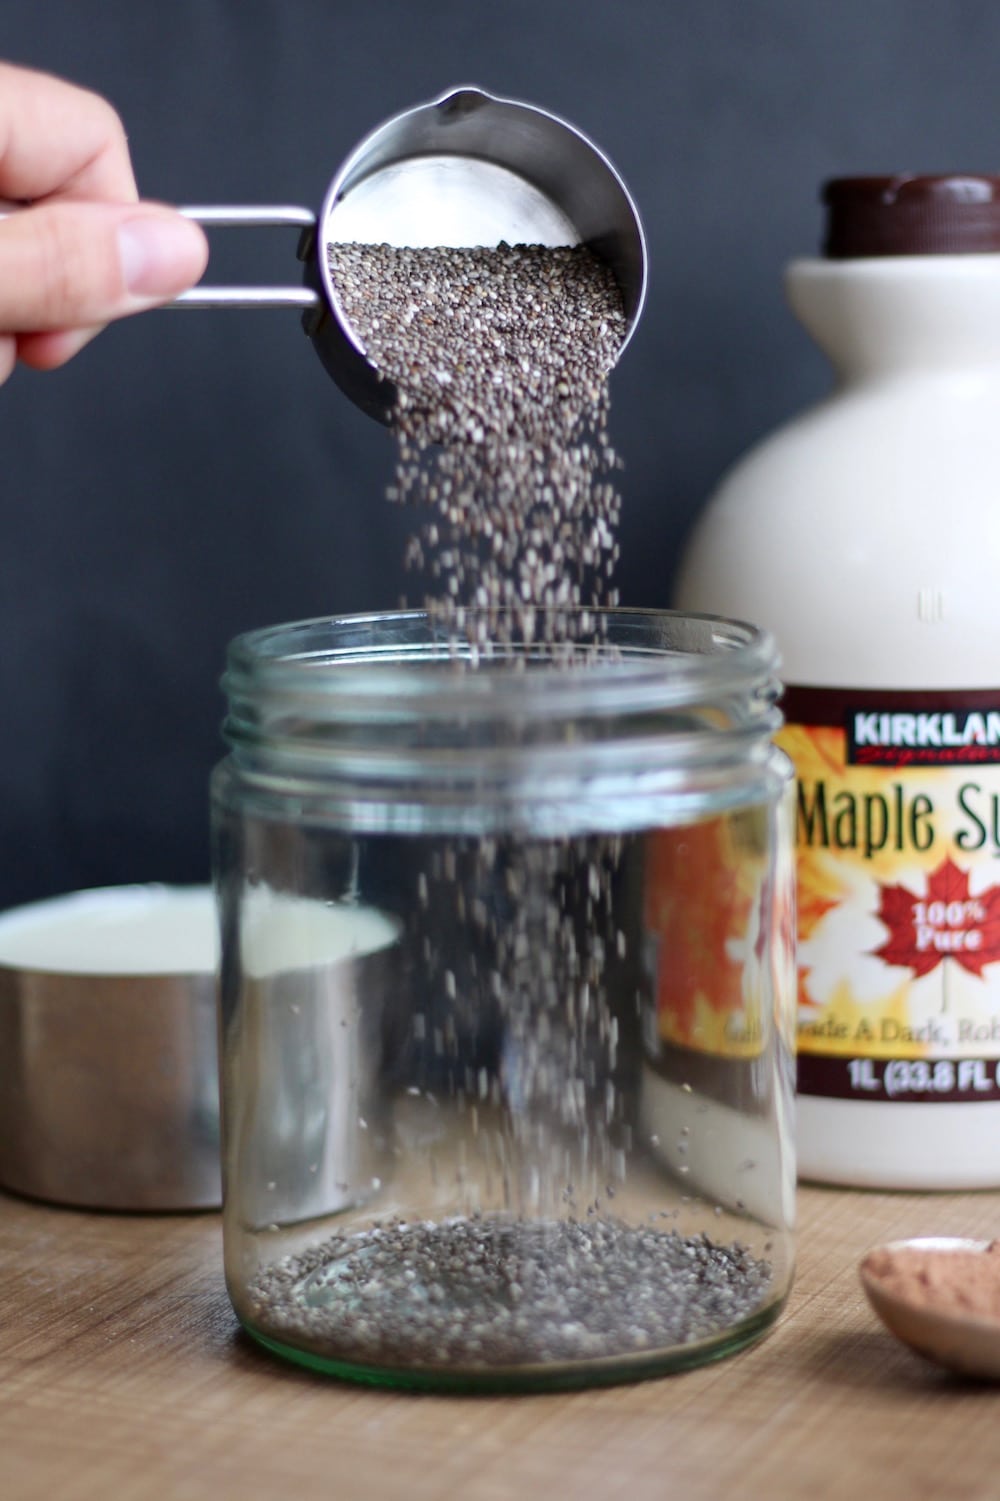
[177,84,647,421]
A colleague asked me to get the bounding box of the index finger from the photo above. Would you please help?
[0,60,138,205]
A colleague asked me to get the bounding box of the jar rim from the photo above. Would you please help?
[218,608,787,831]
[223,607,780,720]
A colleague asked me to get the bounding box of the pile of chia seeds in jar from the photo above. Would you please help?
[242,236,773,1376]
[248,1219,772,1374]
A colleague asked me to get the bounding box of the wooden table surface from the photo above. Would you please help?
[3,1183,1000,1501]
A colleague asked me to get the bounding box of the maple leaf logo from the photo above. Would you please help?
[872,856,1000,980]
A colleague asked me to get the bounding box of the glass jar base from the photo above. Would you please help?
[240,1297,786,1393]
[235,1212,781,1385]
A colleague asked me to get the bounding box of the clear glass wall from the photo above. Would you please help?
[213,609,795,1390]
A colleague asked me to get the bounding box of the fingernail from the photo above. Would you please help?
[118,214,206,299]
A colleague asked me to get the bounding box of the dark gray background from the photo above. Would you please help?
[2,1,998,907]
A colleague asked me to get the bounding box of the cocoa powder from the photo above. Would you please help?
[864,1241,1000,1321]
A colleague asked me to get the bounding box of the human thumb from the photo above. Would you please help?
[0,200,208,332]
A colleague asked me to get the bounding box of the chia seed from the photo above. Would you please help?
[239,236,776,1380]
[245,1216,773,1372]
[327,241,625,652]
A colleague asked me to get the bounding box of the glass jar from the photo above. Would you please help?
[212,608,795,1391]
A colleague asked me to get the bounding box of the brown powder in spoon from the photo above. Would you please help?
[864,1242,1000,1322]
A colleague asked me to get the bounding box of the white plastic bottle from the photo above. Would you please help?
[675,175,1000,1187]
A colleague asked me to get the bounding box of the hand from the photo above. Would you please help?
[0,61,208,384]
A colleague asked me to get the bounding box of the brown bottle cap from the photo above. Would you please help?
[823,175,1000,258]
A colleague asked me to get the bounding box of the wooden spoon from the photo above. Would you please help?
[860,1237,1000,1380]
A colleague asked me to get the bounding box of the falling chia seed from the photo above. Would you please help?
[326,241,626,653]
[239,236,775,1375]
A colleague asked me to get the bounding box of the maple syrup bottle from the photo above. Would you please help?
[675,176,1000,1187]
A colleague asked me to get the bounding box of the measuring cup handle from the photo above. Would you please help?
[171,206,322,309]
